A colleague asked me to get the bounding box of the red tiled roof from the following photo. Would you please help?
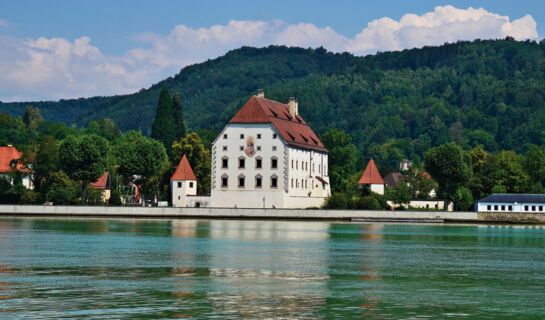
[90,171,110,189]
[0,146,28,173]
[358,159,384,184]
[229,96,327,152]
[171,155,197,181]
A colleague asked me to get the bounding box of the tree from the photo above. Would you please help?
[404,164,437,200]
[172,93,187,140]
[424,143,472,209]
[386,182,412,207]
[172,132,211,195]
[453,187,474,211]
[23,106,44,133]
[44,171,80,205]
[151,87,176,155]
[98,118,122,141]
[116,134,167,202]
[59,134,110,204]
[523,145,545,187]
[320,129,357,193]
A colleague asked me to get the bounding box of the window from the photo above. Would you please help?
[487,205,491,211]
[223,146,227,151]
[532,205,536,211]
[239,157,245,169]
[255,175,262,188]
[296,179,299,188]
[435,204,438,209]
[257,146,261,151]
[240,146,244,151]
[189,182,194,188]
[256,157,262,169]
[540,206,543,212]
[221,175,228,188]
[501,205,505,211]
[291,160,294,169]
[525,205,529,211]
[305,179,307,188]
[313,163,315,173]
[273,133,277,139]
[240,134,244,139]
[509,205,513,211]
[296,161,298,169]
[305,162,308,171]
[223,134,227,139]
[272,146,277,151]
[271,175,278,188]
[291,178,294,188]
[178,196,180,200]
[494,205,498,211]
[271,157,278,169]
[238,175,245,188]
[222,157,228,168]
[178,182,182,188]
[257,134,261,139]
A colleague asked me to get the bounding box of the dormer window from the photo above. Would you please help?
[310,137,318,145]
[287,132,295,141]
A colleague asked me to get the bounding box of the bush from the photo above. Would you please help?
[325,192,349,209]
[357,196,381,209]
[109,190,122,206]
[86,187,105,205]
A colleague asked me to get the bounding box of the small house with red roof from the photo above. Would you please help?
[90,171,111,203]
[210,90,330,208]
[0,145,33,189]
[358,159,385,195]
[171,155,209,207]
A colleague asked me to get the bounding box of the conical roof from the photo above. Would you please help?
[170,155,197,181]
[358,159,384,184]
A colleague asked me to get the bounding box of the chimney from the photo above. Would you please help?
[288,97,298,119]
[257,89,264,98]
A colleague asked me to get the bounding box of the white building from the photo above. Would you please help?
[171,155,209,207]
[0,145,33,189]
[358,159,384,195]
[476,193,545,213]
[209,90,331,208]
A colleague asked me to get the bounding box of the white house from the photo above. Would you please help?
[171,155,209,207]
[476,193,545,213]
[209,90,331,208]
[0,145,32,189]
[358,159,384,195]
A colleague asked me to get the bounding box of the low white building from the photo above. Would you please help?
[476,193,545,213]
[358,159,384,195]
[209,90,331,208]
[171,155,209,208]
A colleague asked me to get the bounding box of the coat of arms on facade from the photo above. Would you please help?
[245,136,256,157]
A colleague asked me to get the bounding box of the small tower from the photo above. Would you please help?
[170,155,197,207]
[358,159,385,195]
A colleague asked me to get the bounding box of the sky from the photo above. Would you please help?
[0,1,543,102]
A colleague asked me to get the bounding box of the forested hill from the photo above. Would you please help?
[2,39,545,164]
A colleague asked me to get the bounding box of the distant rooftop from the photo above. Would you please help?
[479,193,545,204]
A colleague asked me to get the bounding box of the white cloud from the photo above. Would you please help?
[346,5,538,54]
[0,6,539,102]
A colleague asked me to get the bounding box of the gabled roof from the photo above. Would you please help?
[229,96,327,152]
[479,193,545,204]
[0,146,28,173]
[171,155,197,181]
[384,172,404,188]
[358,159,384,184]
[91,172,110,190]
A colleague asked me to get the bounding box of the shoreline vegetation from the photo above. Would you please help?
[2,39,545,211]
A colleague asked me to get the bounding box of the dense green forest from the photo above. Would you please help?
[2,38,545,168]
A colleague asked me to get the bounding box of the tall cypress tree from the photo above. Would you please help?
[151,87,176,154]
[172,93,187,140]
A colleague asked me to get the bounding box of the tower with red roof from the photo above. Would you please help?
[358,159,385,195]
[170,155,198,207]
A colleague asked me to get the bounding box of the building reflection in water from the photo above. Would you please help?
[169,220,331,319]
[358,223,384,317]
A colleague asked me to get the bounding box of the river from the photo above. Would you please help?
[0,217,543,319]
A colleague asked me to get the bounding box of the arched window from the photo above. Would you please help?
[221,174,228,188]
[255,156,262,169]
[255,174,263,188]
[221,156,228,169]
[238,156,245,169]
[238,174,245,188]
[271,156,278,169]
[270,174,278,188]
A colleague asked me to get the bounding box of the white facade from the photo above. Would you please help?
[370,183,384,195]
[171,179,197,207]
[210,123,330,208]
[476,202,545,213]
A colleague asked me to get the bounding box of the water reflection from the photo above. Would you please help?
[0,218,543,319]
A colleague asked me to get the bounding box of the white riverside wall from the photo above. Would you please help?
[0,205,479,221]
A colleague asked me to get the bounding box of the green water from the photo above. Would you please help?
[0,218,543,319]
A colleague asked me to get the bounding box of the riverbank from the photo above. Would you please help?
[1,205,544,223]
